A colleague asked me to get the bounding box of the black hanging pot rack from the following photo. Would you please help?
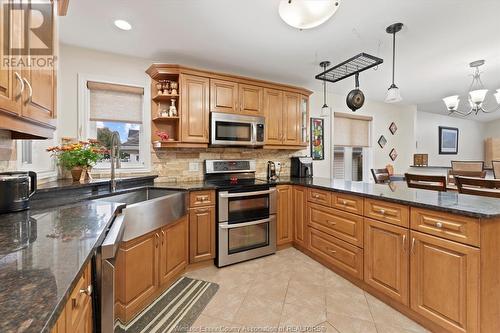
[315,53,383,83]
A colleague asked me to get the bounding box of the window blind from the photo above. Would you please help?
[87,81,144,124]
[333,113,372,147]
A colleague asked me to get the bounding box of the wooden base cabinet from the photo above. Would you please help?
[189,206,216,263]
[277,185,293,246]
[292,186,307,247]
[116,216,189,323]
[364,218,409,305]
[410,231,479,333]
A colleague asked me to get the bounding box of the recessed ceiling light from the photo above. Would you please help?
[114,19,132,31]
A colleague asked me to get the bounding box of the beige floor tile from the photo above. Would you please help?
[232,295,284,327]
[316,321,340,333]
[327,313,377,333]
[365,293,429,333]
[191,314,241,332]
[247,276,289,302]
[326,290,372,322]
[375,323,431,333]
[280,301,327,327]
[285,279,325,307]
[201,289,247,323]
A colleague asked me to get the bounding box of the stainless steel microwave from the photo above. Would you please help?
[210,112,265,147]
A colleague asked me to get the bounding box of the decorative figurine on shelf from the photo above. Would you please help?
[156,82,163,95]
[156,130,170,141]
[158,102,168,118]
[169,99,177,117]
[170,82,178,95]
[161,80,170,95]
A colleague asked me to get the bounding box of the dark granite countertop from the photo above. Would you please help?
[0,201,124,333]
[36,175,158,193]
[265,177,500,218]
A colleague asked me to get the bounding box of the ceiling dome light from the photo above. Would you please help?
[278,0,341,30]
[114,19,132,31]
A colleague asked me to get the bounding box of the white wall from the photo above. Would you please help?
[415,111,485,166]
[58,44,152,138]
[310,91,417,179]
[484,118,500,140]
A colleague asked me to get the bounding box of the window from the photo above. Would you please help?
[79,77,150,172]
[332,113,372,181]
[17,137,57,178]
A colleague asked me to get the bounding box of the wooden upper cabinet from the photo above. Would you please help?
[277,185,293,245]
[0,1,22,116]
[410,231,479,333]
[160,216,188,286]
[364,218,409,305]
[181,74,209,143]
[264,88,283,145]
[189,205,216,263]
[239,83,263,115]
[283,92,301,145]
[21,0,56,126]
[210,79,238,113]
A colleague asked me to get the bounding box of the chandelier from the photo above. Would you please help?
[443,60,500,116]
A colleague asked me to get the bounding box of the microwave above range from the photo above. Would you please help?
[210,112,265,147]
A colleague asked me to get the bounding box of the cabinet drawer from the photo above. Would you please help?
[308,188,332,206]
[309,228,363,279]
[189,190,215,207]
[66,263,92,331]
[332,192,363,215]
[364,199,409,227]
[308,202,363,247]
[410,208,480,247]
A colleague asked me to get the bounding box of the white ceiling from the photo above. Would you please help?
[59,0,500,121]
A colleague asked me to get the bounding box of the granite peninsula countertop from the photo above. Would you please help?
[0,201,124,333]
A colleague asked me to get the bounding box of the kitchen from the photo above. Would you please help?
[1,1,500,333]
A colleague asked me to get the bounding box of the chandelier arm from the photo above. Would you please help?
[481,103,500,114]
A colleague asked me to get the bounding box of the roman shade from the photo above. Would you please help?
[333,112,372,147]
[87,81,144,124]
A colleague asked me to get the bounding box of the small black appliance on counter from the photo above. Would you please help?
[267,161,278,181]
[290,157,313,178]
[0,171,37,213]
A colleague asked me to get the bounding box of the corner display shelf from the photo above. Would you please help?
[315,53,383,83]
[152,94,179,102]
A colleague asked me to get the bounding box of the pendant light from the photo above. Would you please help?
[385,22,403,103]
[320,61,331,117]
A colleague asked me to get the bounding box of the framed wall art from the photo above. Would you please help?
[389,148,398,161]
[439,126,459,155]
[389,122,398,135]
[378,135,387,148]
[310,118,324,160]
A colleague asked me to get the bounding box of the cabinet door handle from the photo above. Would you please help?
[410,237,416,254]
[161,230,165,245]
[435,222,443,228]
[402,234,406,252]
[22,78,32,104]
[79,284,92,297]
[378,209,386,215]
[342,200,347,206]
[327,220,336,226]
[196,208,209,213]
[15,72,24,98]
[155,233,159,248]
[326,247,336,254]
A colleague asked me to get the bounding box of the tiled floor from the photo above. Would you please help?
[185,247,429,333]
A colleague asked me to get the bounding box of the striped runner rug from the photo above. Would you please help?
[114,277,219,333]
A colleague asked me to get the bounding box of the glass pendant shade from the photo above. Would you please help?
[443,95,460,111]
[385,85,402,103]
[469,89,488,105]
[320,104,330,117]
[495,89,500,104]
[278,0,341,30]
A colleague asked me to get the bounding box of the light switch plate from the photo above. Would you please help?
[189,162,199,172]
[274,161,282,174]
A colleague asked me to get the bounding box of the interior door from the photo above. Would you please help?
[239,83,263,115]
[181,74,209,143]
[210,79,238,113]
[410,231,479,333]
[264,88,283,145]
[0,1,23,115]
[20,0,56,126]
[364,218,409,305]
[160,216,188,285]
[283,92,300,145]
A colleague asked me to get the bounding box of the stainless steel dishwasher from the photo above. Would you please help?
[95,213,125,333]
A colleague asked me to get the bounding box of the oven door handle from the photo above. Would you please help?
[219,216,274,229]
[219,187,276,198]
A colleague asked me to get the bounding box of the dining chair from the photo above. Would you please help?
[492,161,500,179]
[371,168,390,184]
[448,170,487,185]
[451,161,484,172]
[405,173,447,192]
[455,176,500,198]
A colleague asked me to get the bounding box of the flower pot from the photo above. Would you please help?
[70,167,92,183]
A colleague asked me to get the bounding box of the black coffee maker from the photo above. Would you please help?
[290,157,313,178]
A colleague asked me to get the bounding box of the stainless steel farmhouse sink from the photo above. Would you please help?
[98,188,188,241]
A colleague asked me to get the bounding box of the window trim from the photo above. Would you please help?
[77,73,151,173]
[16,137,58,180]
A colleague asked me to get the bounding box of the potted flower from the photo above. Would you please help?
[47,139,108,182]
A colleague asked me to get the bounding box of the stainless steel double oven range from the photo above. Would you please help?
[204,160,276,267]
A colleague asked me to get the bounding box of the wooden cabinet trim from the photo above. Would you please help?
[332,192,364,215]
[292,186,307,247]
[364,199,409,227]
[410,208,480,247]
